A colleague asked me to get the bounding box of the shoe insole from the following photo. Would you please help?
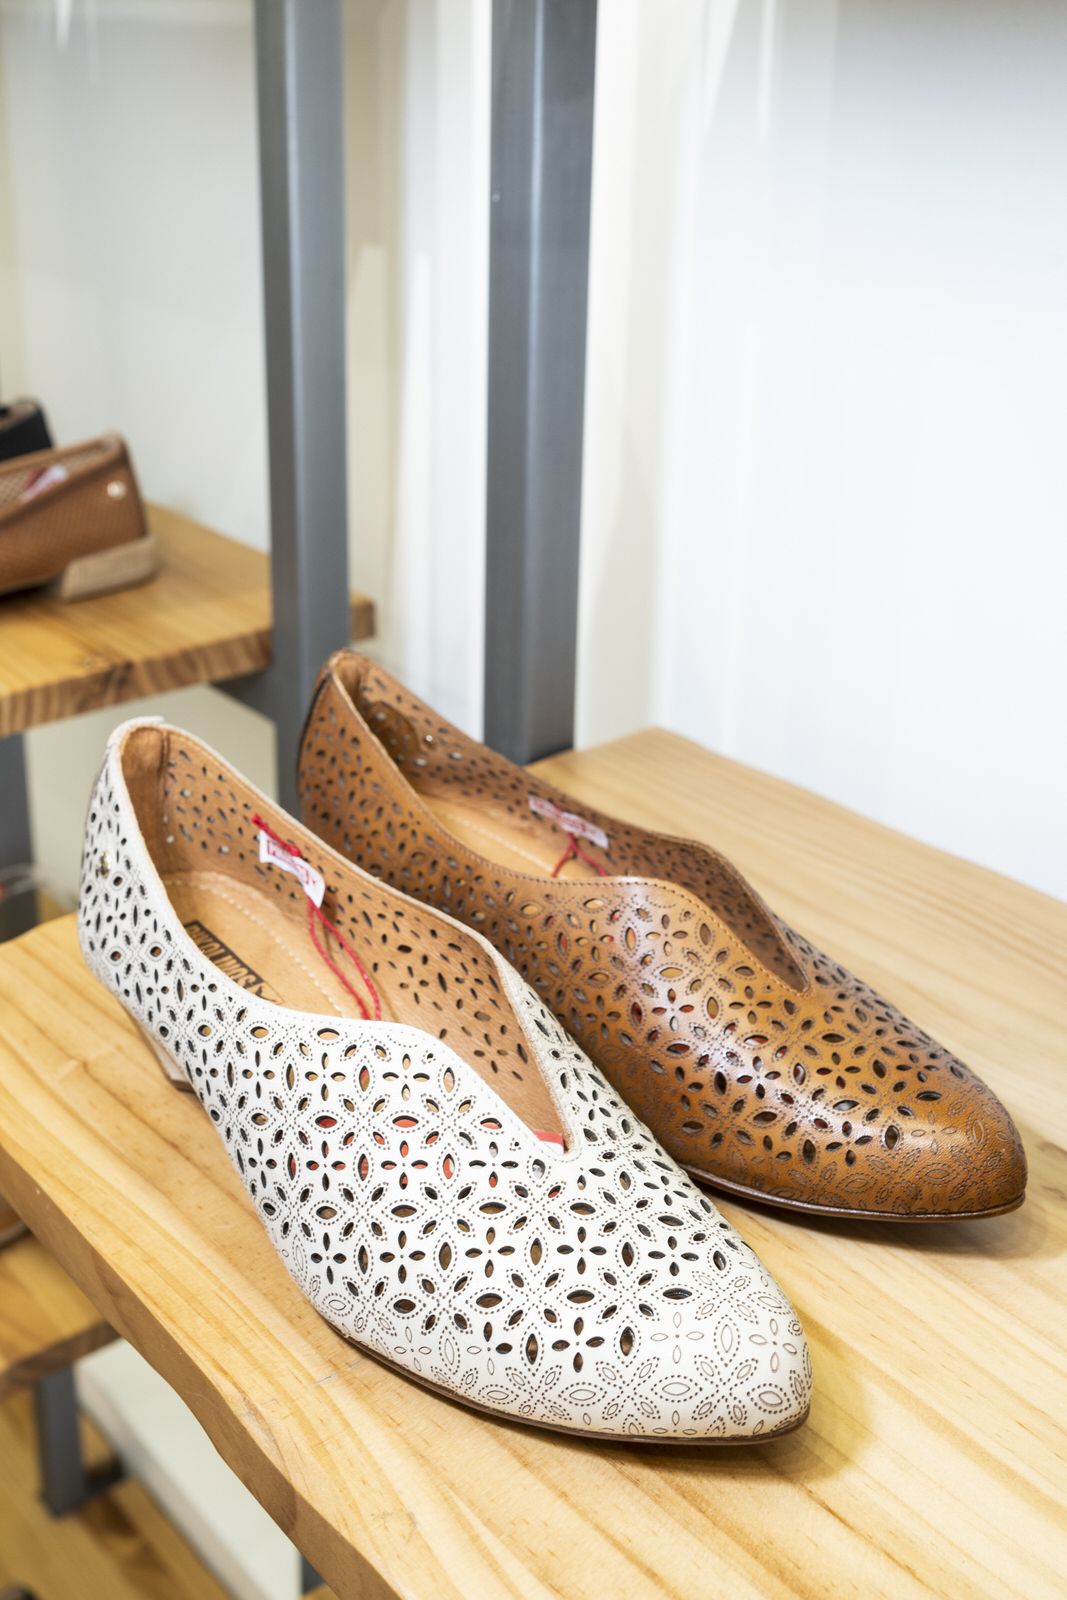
[162,869,563,1137]
[421,797,603,882]
[418,794,804,990]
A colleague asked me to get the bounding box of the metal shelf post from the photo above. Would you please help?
[226,0,353,811]
[484,0,598,764]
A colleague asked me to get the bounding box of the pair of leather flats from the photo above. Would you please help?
[78,719,812,1443]
[0,434,158,600]
[298,651,1027,1224]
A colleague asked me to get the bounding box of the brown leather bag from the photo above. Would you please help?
[0,435,155,599]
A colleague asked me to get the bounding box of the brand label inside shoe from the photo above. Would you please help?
[183,920,278,999]
[19,462,69,503]
[528,795,609,851]
[258,828,326,906]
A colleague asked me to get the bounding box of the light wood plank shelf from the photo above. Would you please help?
[0,730,1063,1600]
[0,1386,241,1600]
[0,1231,116,1401]
[0,503,375,736]
[0,1187,25,1247]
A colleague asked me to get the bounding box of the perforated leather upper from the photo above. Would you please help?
[298,652,1027,1221]
[78,719,812,1442]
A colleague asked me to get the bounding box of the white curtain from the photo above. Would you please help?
[3,0,1065,900]
[343,0,490,737]
[578,0,1067,900]
[352,0,1067,899]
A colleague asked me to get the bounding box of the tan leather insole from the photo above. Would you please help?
[419,792,803,989]
[422,798,602,882]
[162,869,562,1137]
[343,662,805,988]
[165,873,361,1017]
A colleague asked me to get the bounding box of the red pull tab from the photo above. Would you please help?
[252,814,381,1021]
[549,835,609,879]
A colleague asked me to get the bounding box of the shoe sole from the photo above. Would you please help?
[134,1024,810,1446]
[333,1326,811,1447]
[681,1162,1026,1224]
[48,532,160,601]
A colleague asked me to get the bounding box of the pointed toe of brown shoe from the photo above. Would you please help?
[759,932,1028,1222]
[676,939,1028,1223]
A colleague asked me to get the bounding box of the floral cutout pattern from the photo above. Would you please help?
[297,655,1027,1220]
[78,722,812,1442]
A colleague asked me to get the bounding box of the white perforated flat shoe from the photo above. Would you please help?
[78,719,812,1443]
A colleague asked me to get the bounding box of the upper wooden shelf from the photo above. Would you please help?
[0,730,1063,1599]
[0,503,375,737]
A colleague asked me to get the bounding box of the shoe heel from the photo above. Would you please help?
[133,1020,195,1093]
[49,532,160,601]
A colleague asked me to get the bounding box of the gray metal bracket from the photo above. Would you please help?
[484,0,598,763]
[224,0,353,813]
[0,733,37,939]
[33,1367,123,1518]
[8,0,350,1569]
[0,733,31,866]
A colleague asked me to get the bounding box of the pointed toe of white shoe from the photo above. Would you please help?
[78,719,812,1444]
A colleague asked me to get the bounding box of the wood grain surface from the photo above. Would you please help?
[0,729,1063,1600]
[0,1230,116,1399]
[0,504,375,736]
[0,1386,239,1600]
[0,1188,26,1247]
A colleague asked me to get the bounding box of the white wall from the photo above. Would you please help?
[343,0,490,732]
[0,0,279,902]
[1,0,491,900]
[1,0,1064,902]
[0,0,267,547]
[579,0,1067,901]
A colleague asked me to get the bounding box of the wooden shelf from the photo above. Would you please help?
[0,730,1063,1600]
[0,503,375,737]
[0,1387,245,1600]
[0,1231,116,1401]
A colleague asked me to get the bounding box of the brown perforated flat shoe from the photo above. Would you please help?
[0,434,158,600]
[298,651,1027,1223]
